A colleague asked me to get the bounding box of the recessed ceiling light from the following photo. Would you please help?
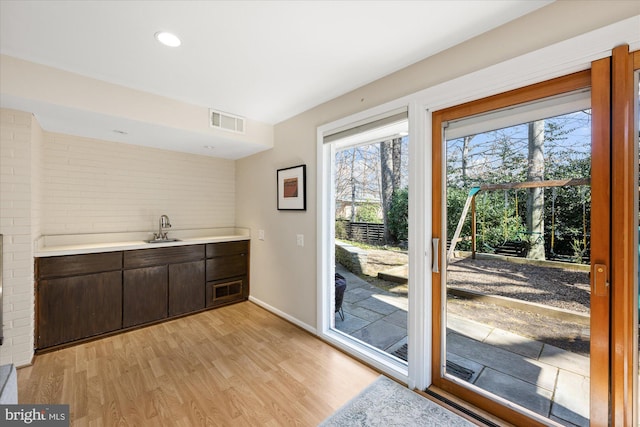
[154,31,181,47]
[203,145,215,150]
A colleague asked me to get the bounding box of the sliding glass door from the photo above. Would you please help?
[431,69,611,426]
[324,111,411,367]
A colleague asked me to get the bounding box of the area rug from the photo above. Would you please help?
[319,376,475,426]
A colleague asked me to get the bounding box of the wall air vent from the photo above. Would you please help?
[209,109,245,134]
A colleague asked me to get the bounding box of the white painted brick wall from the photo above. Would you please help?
[42,133,236,234]
[0,109,37,367]
[31,118,43,246]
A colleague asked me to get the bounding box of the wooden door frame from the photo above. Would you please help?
[610,45,639,427]
[430,69,612,426]
[590,55,612,427]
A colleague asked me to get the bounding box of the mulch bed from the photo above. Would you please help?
[447,256,590,314]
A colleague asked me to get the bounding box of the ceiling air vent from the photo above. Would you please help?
[209,109,245,134]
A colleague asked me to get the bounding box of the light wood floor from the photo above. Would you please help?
[18,302,379,426]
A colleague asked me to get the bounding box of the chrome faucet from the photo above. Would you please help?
[154,214,172,240]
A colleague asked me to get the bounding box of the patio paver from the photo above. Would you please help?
[350,318,407,351]
[447,331,559,391]
[484,327,544,359]
[550,369,590,427]
[539,343,590,376]
[342,301,386,322]
[356,296,400,315]
[475,367,553,416]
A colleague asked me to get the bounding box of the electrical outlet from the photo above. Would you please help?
[297,234,304,247]
[258,229,265,240]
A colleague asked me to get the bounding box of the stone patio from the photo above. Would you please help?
[334,264,590,427]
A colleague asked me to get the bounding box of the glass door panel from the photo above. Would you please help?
[444,106,591,425]
[329,116,410,363]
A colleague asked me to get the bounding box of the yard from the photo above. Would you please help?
[343,242,591,355]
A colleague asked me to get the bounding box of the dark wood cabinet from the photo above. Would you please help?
[35,240,248,351]
[123,265,168,327]
[38,252,122,278]
[206,254,247,282]
[206,241,248,258]
[36,253,122,348]
[123,245,205,326]
[206,241,249,306]
[169,260,205,316]
[124,245,205,269]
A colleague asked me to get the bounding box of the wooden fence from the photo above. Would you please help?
[343,222,385,245]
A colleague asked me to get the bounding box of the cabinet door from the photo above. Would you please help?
[38,271,122,348]
[169,260,205,316]
[123,266,168,327]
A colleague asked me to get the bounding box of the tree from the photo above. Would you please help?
[355,201,380,223]
[445,109,591,261]
[526,120,545,260]
[380,140,393,241]
[350,148,357,222]
[380,138,403,243]
[334,134,408,245]
[388,188,409,241]
[461,135,473,185]
[335,144,383,221]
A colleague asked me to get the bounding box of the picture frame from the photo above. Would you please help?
[277,164,306,211]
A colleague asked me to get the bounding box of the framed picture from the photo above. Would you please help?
[277,164,306,211]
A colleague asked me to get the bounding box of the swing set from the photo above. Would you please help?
[447,177,590,262]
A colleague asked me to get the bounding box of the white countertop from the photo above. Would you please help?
[34,228,251,257]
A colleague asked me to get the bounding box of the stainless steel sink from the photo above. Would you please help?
[146,238,181,244]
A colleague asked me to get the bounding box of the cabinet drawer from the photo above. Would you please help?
[124,245,204,269]
[206,254,247,281]
[206,278,245,307]
[38,252,122,279]
[206,240,248,258]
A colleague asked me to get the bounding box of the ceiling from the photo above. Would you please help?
[0,0,553,159]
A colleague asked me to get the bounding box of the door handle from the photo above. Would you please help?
[432,238,440,273]
[593,263,609,297]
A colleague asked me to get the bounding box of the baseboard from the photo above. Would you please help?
[248,296,317,335]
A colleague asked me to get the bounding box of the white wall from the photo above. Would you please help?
[236,1,640,329]
[236,119,316,328]
[41,132,236,234]
[0,109,42,366]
